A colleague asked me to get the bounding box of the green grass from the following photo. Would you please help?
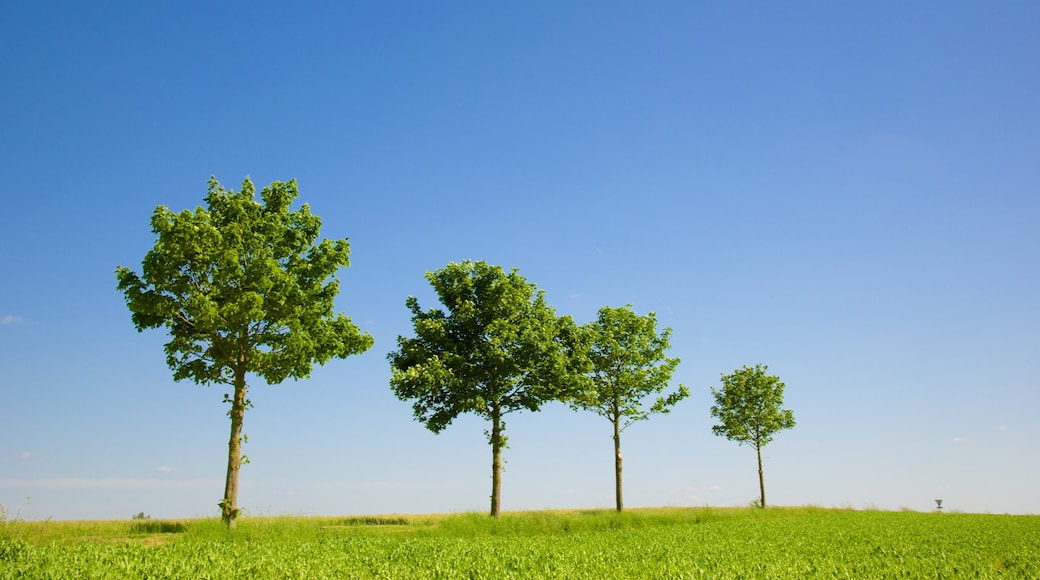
[2,507,1038,578]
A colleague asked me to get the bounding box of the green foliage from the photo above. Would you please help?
[2,510,1038,578]
[217,499,242,523]
[710,364,795,448]
[389,260,585,435]
[129,520,187,535]
[115,176,374,388]
[332,516,410,527]
[573,305,688,428]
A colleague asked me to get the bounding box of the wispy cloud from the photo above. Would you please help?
[18,452,34,460]
[1,315,24,325]
[157,466,173,473]
[0,478,220,490]
[951,437,968,444]
[569,293,582,299]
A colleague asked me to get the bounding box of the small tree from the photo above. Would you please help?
[710,364,795,508]
[572,305,688,512]
[388,260,587,517]
[116,176,373,528]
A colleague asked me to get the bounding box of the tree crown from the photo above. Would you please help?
[573,305,688,428]
[710,364,795,448]
[388,260,588,434]
[115,176,373,386]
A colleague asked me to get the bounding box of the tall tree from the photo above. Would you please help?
[116,176,373,528]
[388,260,587,518]
[710,364,795,508]
[572,305,688,512]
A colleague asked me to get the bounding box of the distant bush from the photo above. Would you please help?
[334,516,409,526]
[129,520,188,534]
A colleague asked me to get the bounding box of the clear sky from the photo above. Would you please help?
[2,2,1037,520]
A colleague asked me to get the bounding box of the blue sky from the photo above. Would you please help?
[2,1,1037,520]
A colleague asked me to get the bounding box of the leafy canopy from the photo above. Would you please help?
[710,364,795,447]
[388,260,586,435]
[574,305,688,428]
[115,176,374,386]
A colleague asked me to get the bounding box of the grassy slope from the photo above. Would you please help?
[2,507,1039,578]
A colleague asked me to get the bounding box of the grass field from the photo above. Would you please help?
[2,507,1038,578]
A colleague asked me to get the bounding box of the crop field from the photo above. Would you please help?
[1,507,1038,578]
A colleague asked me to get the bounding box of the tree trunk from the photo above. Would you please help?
[489,405,503,518]
[613,415,623,512]
[756,442,765,509]
[221,368,247,528]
